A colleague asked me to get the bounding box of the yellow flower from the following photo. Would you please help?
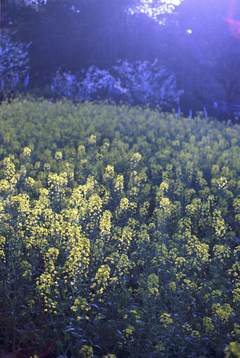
[91,265,111,296]
[54,150,63,160]
[123,325,135,338]
[0,235,6,261]
[114,174,124,191]
[22,146,32,158]
[88,134,97,145]
[0,179,11,192]
[159,181,169,192]
[212,303,233,322]
[147,273,160,296]
[88,193,103,214]
[203,317,214,332]
[104,165,115,181]
[80,345,94,358]
[160,313,173,326]
[131,152,142,163]
[25,176,36,188]
[119,197,129,211]
[100,210,112,236]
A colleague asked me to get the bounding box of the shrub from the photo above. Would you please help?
[79,65,127,101]
[113,59,182,108]
[50,60,181,109]
[0,33,30,98]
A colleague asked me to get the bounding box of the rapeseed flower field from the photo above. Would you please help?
[0,99,240,357]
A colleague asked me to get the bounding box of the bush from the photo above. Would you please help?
[0,33,30,99]
[79,65,127,101]
[0,99,239,357]
[50,60,181,109]
[113,59,182,108]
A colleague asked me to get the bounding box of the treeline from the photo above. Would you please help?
[1,0,240,118]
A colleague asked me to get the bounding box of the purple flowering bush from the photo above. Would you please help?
[51,60,182,109]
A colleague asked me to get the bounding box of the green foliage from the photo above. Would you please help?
[0,99,240,357]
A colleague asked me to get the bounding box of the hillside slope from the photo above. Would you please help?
[0,100,240,357]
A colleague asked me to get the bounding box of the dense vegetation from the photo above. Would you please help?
[2,0,240,118]
[0,99,240,357]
